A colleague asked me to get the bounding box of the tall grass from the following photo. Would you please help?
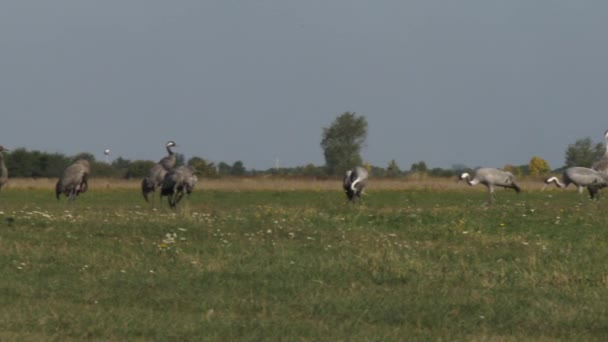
[6,176,553,192]
[1,184,607,340]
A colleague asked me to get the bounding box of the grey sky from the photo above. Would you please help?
[2,1,607,170]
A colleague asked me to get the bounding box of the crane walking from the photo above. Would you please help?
[459,168,521,205]
[343,166,368,202]
[142,141,178,203]
[160,165,197,208]
[544,166,608,199]
[56,159,90,202]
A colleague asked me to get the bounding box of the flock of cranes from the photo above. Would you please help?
[540,130,608,200]
[0,141,197,208]
[452,130,608,204]
[341,130,608,204]
[3,131,608,206]
[139,141,198,208]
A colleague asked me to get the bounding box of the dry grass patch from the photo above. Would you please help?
[5,176,551,192]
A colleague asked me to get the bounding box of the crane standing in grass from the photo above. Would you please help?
[343,166,368,202]
[56,159,90,202]
[459,167,521,205]
[142,141,178,203]
[544,166,608,199]
[0,145,9,192]
[160,165,197,208]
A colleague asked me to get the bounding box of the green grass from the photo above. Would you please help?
[2,188,608,340]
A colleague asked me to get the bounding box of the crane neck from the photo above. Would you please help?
[460,173,477,186]
[351,178,361,191]
[166,145,174,155]
[546,177,565,188]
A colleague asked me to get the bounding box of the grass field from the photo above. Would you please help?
[2,178,608,340]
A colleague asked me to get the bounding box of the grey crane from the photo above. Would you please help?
[160,165,197,208]
[343,166,368,202]
[0,145,9,192]
[142,141,178,202]
[544,166,608,199]
[592,130,608,174]
[459,167,521,204]
[55,159,90,202]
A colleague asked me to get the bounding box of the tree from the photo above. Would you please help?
[428,168,455,177]
[188,157,217,177]
[218,162,232,176]
[565,138,603,168]
[6,148,35,177]
[231,161,246,175]
[301,163,325,177]
[92,161,121,177]
[369,165,387,177]
[125,160,155,179]
[503,164,522,177]
[320,112,368,175]
[37,153,71,177]
[386,159,401,177]
[410,161,428,173]
[528,156,551,176]
[112,156,130,167]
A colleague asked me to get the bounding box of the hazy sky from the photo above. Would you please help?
[2,1,608,170]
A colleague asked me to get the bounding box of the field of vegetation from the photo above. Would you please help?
[2,178,608,340]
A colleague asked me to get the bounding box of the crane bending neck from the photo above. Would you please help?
[351,178,361,191]
[461,173,478,186]
[546,177,565,188]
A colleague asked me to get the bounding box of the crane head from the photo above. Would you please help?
[459,172,470,181]
[166,141,177,148]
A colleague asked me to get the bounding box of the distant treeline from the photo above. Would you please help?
[5,148,541,179]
